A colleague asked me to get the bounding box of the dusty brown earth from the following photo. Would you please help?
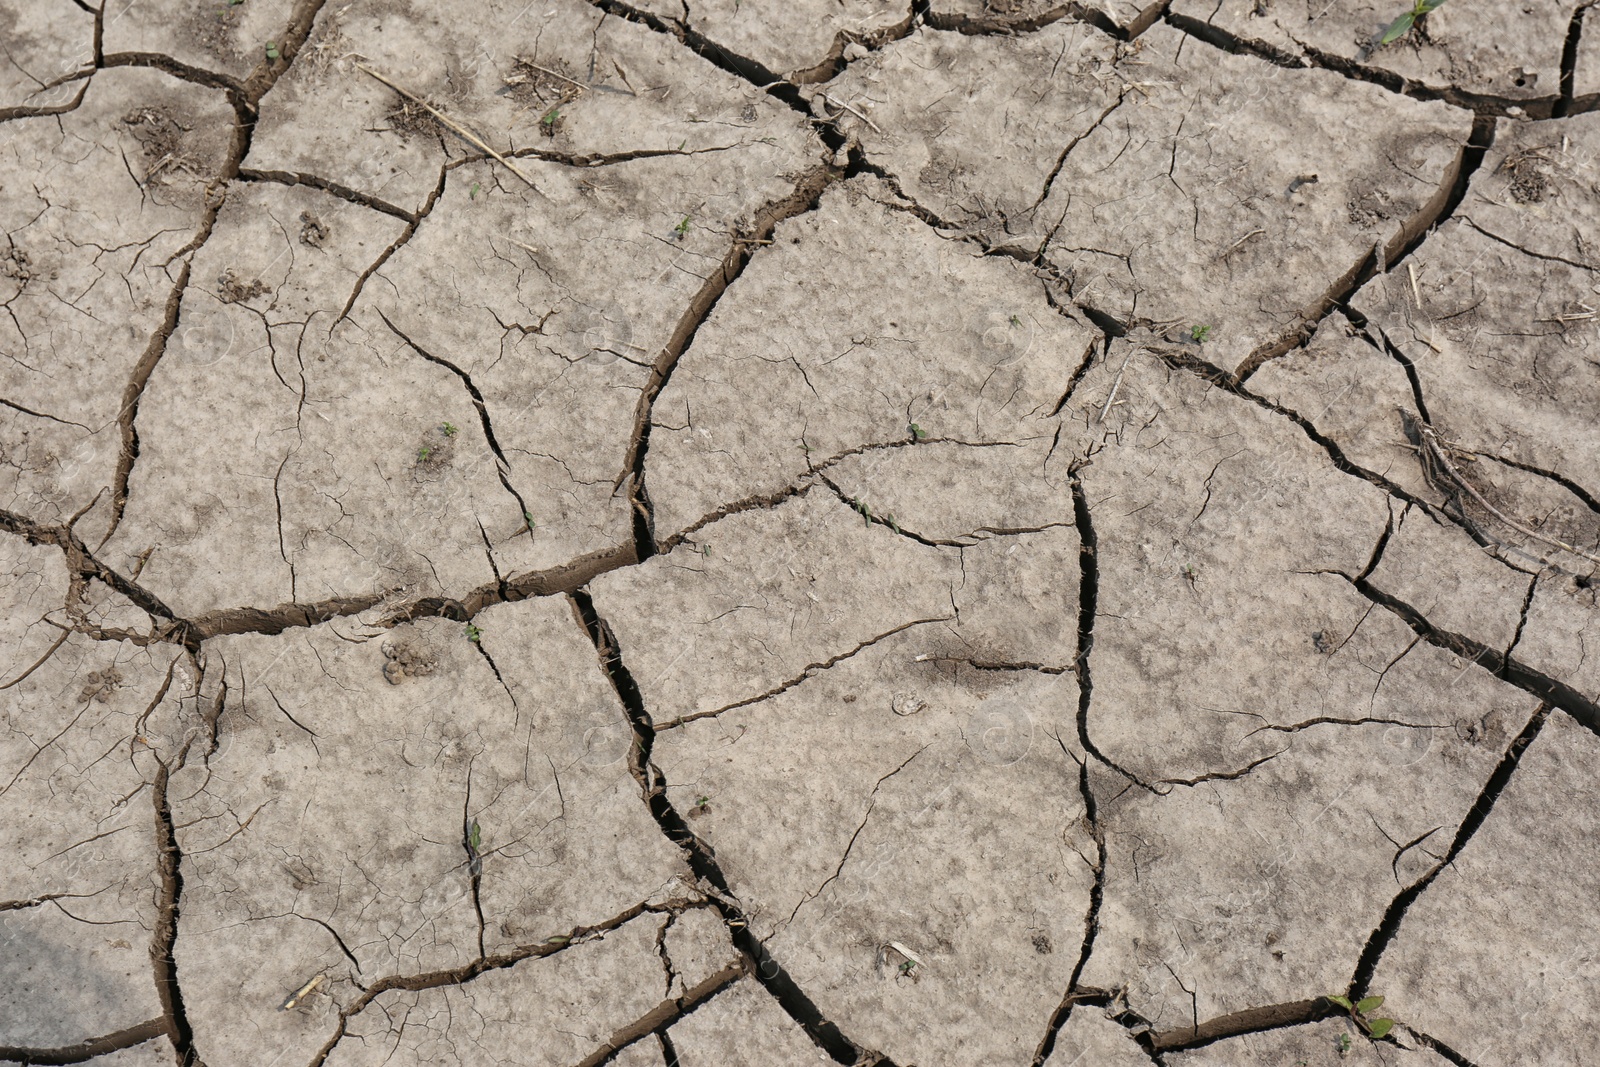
[2,0,1598,1064]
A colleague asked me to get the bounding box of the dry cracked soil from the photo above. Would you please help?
[2,0,1598,1065]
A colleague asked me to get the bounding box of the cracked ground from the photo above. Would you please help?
[1,0,1598,1064]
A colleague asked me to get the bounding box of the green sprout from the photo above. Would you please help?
[695,795,711,811]
[465,623,483,643]
[523,510,535,527]
[1380,0,1448,44]
[468,183,480,200]
[1008,313,1021,327]
[1190,324,1212,344]
[1325,994,1396,1042]
[851,498,872,526]
[417,445,432,462]
[468,820,482,852]
[910,422,927,440]
[265,41,280,60]
[673,215,691,238]
[1336,1033,1352,1054]
[441,422,458,437]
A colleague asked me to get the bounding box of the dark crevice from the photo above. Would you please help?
[96,52,245,96]
[1165,10,1561,118]
[1347,703,1550,995]
[1556,2,1588,118]
[926,1,1122,42]
[1473,451,1600,518]
[104,261,192,546]
[101,0,333,547]
[569,963,744,1067]
[303,899,713,1067]
[377,310,533,532]
[1147,999,1333,1052]
[581,0,813,118]
[0,507,192,647]
[1029,753,1108,1066]
[334,164,449,325]
[1348,576,1600,735]
[1156,346,1432,514]
[0,1020,168,1066]
[1410,1027,1482,1067]
[1235,114,1495,382]
[618,166,840,562]
[1372,325,1431,424]
[150,756,202,1067]
[1067,464,1164,793]
[569,589,893,1066]
[235,167,416,221]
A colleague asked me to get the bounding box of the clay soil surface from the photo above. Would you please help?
[2,0,1599,1065]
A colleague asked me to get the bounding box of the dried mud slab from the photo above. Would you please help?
[830,23,1470,373]
[4,0,1600,1060]
[644,181,1095,541]
[1373,712,1600,1066]
[0,545,178,1049]
[0,69,234,536]
[650,638,1088,1064]
[150,602,690,1067]
[1168,0,1569,103]
[248,0,815,214]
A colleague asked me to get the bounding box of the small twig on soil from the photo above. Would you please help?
[820,93,882,133]
[1098,346,1136,424]
[1215,228,1265,262]
[357,63,540,191]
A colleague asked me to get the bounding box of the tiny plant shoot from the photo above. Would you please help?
[1380,0,1448,44]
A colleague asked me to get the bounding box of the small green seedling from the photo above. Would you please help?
[1380,0,1448,44]
[1181,563,1198,588]
[1336,1033,1352,1054]
[265,41,280,60]
[910,422,927,440]
[441,421,458,437]
[417,445,432,462]
[1325,994,1396,1042]
[897,959,918,978]
[1008,313,1022,327]
[468,821,482,852]
[523,510,535,528]
[543,934,570,945]
[541,109,561,130]
[851,498,873,526]
[886,514,902,535]
[1190,324,1212,344]
[465,623,483,643]
[468,183,480,200]
[695,795,711,811]
[673,216,691,238]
